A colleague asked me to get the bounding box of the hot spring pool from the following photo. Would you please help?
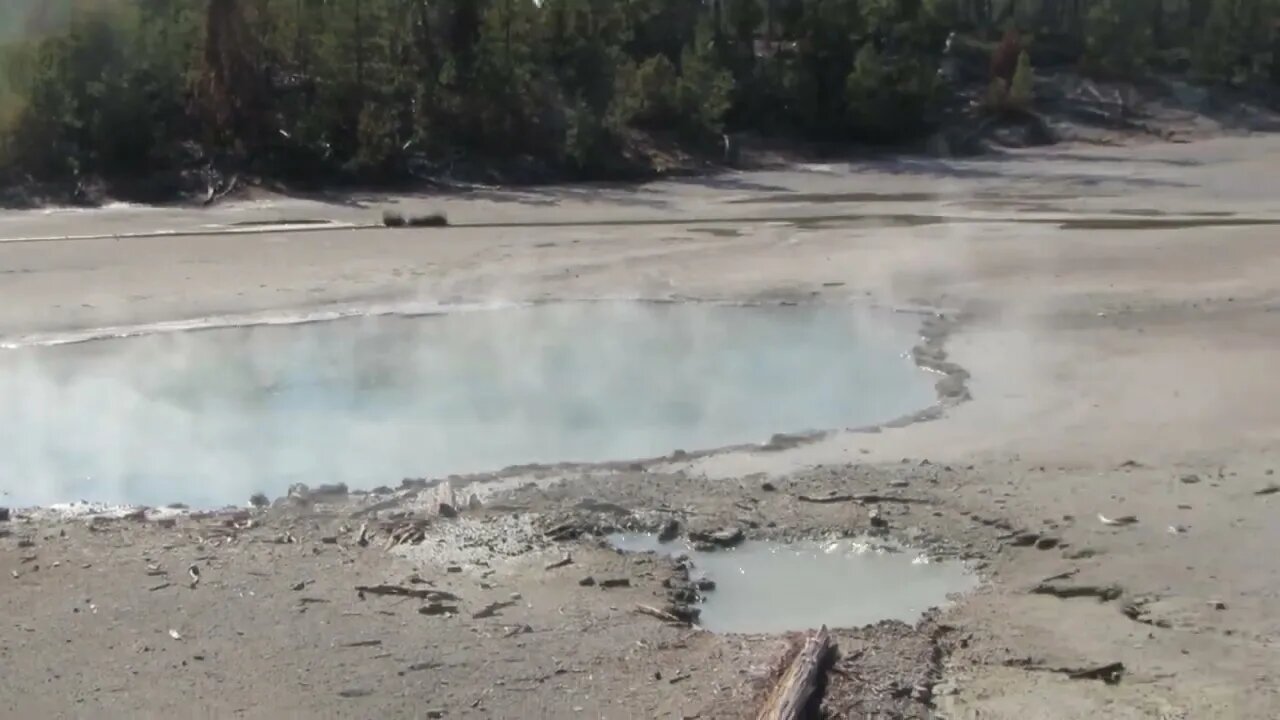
[0,302,934,507]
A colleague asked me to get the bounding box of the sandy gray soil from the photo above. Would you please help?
[4,137,1280,718]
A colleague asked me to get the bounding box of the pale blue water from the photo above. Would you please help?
[0,302,933,507]
[609,533,976,633]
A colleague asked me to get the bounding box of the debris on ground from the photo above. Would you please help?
[356,584,460,602]
[1097,514,1138,527]
[1031,583,1123,601]
[473,601,517,619]
[757,626,834,720]
[545,554,573,570]
[688,527,744,550]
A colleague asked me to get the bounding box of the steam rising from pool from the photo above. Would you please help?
[0,302,932,507]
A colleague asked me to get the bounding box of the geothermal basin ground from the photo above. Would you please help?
[3,137,1280,718]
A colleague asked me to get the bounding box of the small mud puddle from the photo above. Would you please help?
[609,534,975,634]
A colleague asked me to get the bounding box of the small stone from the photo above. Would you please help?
[600,578,631,589]
[889,480,910,488]
[694,578,716,592]
[1179,474,1200,484]
[320,536,338,544]
[760,482,777,492]
[657,520,681,543]
[578,577,596,587]
[1208,600,1227,610]
[446,566,462,574]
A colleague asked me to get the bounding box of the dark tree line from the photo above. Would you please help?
[0,0,1277,186]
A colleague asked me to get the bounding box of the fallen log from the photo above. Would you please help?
[757,626,834,720]
[633,604,682,624]
[355,584,459,602]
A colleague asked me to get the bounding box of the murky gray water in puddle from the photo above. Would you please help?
[609,533,975,633]
[0,302,932,507]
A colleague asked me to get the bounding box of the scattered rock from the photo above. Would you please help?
[1121,598,1171,628]
[338,688,374,699]
[1063,548,1101,559]
[869,509,888,529]
[438,503,459,519]
[657,520,681,543]
[688,527,744,549]
[356,584,460,602]
[1098,513,1138,527]
[1031,583,1123,602]
[1066,662,1125,685]
[472,601,517,619]
[1035,536,1060,550]
[418,602,459,616]
[664,603,701,623]
[312,483,349,498]
[1009,532,1041,547]
[695,578,716,592]
[406,212,448,228]
[341,639,383,648]
[578,577,596,587]
[545,554,574,570]
[502,624,532,638]
[600,578,631,589]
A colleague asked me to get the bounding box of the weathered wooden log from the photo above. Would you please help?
[756,626,834,720]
